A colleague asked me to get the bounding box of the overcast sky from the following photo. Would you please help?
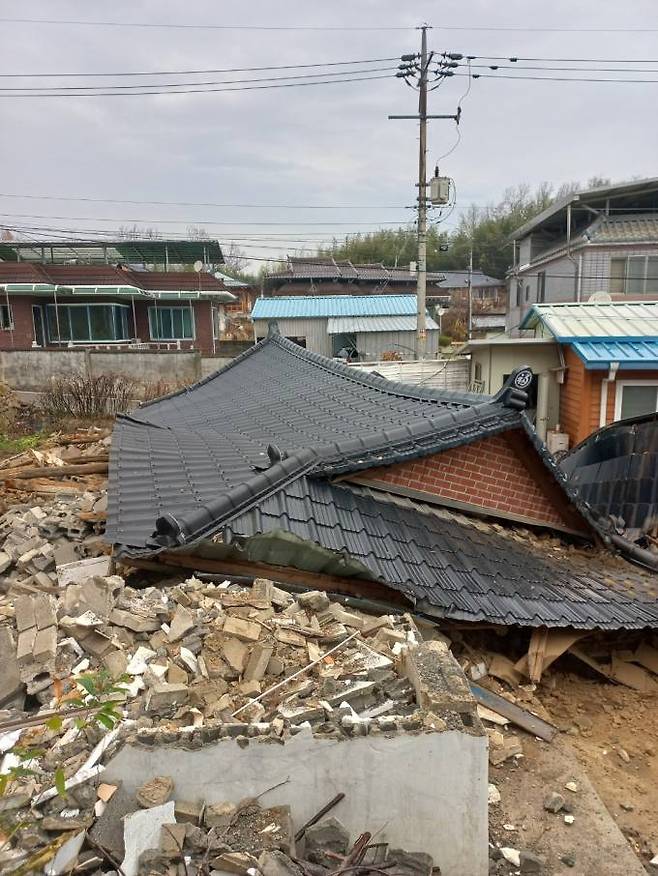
[1,0,657,271]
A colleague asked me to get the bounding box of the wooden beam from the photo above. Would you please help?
[127,551,412,608]
[527,627,549,683]
[0,462,108,480]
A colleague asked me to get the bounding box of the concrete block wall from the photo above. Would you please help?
[104,641,488,876]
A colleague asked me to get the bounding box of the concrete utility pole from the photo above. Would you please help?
[467,243,473,340]
[416,25,429,361]
[389,27,461,360]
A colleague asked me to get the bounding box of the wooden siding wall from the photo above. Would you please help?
[560,346,658,446]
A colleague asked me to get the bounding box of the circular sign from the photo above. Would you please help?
[513,368,533,390]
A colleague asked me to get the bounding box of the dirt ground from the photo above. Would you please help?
[488,670,658,874]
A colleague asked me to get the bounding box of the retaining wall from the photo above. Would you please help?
[0,349,243,392]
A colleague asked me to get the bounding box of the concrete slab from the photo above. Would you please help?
[492,735,647,876]
[104,726,487,876]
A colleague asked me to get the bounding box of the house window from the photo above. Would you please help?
[148,306,195,340]
[610,256,658,294]
[515,282,522,307]
[614,381,658,420]
[0,304,13,330]
[46,304,131,343]
[525,284,530,302]
[537,271,546,303]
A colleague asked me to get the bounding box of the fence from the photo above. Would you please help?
[350,357,471,392]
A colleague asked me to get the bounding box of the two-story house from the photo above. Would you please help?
[507,177,658,333]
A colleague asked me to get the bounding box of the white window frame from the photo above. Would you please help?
[45,302,131,344]
[614,380,658,421]
[148,305,196,341]
[0,303,14,331]
[609,255,658,295]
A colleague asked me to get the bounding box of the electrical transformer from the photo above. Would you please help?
[429,176,451,205]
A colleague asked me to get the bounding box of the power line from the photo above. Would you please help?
[463,62,658,75]
[0,56,400,79]
[0,66,397,92]
[471,55,658,64]
[0,193,404,209]
[0,72,394,98]
[454,70,658,84]
[0,212,411,227]
[0,18,414,31]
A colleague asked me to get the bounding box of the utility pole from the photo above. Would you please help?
[390,30,461,360]
[467,243,473,340]
[416,25,429,361]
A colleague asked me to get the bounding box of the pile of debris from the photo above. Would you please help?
[0,569,474,873]
[0,428,110,589]
[30,787,436,876]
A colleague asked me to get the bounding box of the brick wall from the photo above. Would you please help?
[134,300,215,356]
[353,429,588,533]
[0,296,36,350]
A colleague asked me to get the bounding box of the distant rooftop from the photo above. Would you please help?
[252,294,431,320]
[0,238,224,266]
[511,177,658,241]
[265,256,446,285]
[521,300,658,339]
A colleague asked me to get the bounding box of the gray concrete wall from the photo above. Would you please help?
[0,349,201,392]
[104,726,488,876]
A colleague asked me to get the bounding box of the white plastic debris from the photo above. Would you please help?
[565,781,578,793]
[121,801,176,876]
[501,848,520,866]
[564,814,575,825]
[126,646,156,675]
[44,831,86,875]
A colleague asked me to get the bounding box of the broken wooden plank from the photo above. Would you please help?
[527,627,549,683]
[469,683,558,742]
[516,630,588,680]
[0,462,108,480]
[131,552,412,608]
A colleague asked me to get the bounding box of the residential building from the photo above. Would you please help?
[264,257,503,306]
[109,330,658,647]
[463,300,658,448]
[507,177,658,332]
[251,294,441,360]
[0,239,236,356]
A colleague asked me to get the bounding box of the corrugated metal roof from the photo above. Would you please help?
[327,314,439,334]
[573,339,658,368]
[472,314,507,329]
[521,301,658,339]
[252,295,420,320]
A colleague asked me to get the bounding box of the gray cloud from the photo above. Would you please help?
[1,0,657,269]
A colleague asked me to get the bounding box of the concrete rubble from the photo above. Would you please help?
[0,539,487,874]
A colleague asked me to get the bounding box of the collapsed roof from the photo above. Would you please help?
[107,331,658,630]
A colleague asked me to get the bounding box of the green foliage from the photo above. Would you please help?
[0,670,128,808]
[438,334,452,348]
[0,433,42,454]
[318,178,612,282]
[54,768,66,800]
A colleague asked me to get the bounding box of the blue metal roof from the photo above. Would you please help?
[572,339,658,369]
[251,295,419,320]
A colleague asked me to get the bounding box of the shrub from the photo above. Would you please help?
[40,372,136,421]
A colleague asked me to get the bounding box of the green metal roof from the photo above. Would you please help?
[521,301,658,340]
[0,239,224,266]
